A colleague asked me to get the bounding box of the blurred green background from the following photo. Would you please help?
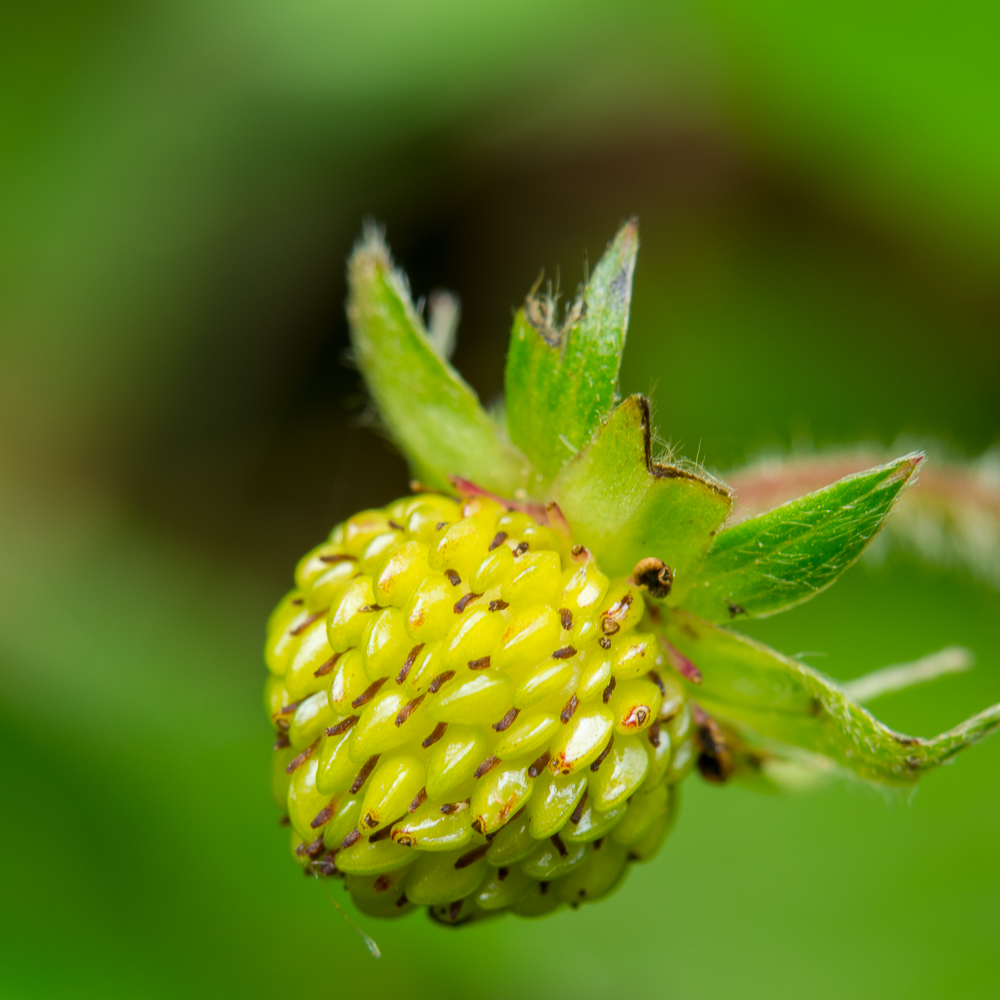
[2,2,999,997]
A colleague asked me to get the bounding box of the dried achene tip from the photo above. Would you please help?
[285,740,319,774]
[311,801,336,828]
[590,736,614,772]
[350,755,380,794]
[632,557,674,599]
[296,835,326,859]
[455,844,489,869]
[528,751,551,777]
[352,677,387,709]
[314,653,340,677]
[428,671,455,693]
[267,490,692,920]
[319,553,355,564]
[395,694,425,726]
[696,715,734,783]
[422,722,448,747]
[371,820,401,843]
[474,754,500,778]
[290,611,323,636]
[325,715,359,737]
[454,591,481,612]
[397,643,424,684]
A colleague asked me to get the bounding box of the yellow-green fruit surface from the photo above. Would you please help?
[264,493,691,925]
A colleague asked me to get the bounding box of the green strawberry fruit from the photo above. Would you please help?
[266,492,689,922]
[264,220,1000,925]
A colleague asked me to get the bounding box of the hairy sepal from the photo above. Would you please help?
[551,394,732,579]
[672,454,923,621]
[663,610,1000,786]
[348,227,528,495]
[505,220,638,485]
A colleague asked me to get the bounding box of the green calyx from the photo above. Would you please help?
[346,221,1000,790]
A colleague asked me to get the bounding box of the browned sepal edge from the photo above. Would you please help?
[320,553,356,564]
[559,608,573,630]
[409,787,427,813]
[489,531,508,551]
[590,735,614,772]
[648,720,662,748]
[570,790,588,824]
[440,799,470,815]
[489,599,509,612]
[325,715,359,737]
[631,394,731,494]
[397,643,424,684]
[422,722,448,747]
[647,670,665,694]
[396,694,425,725]
[340,828,361,850]
[631,556,674,599]
[528,750,551,777]
[551,833,568,857]
[560,694,579,723]
[350,754,380,794]
[273,732,290,750]
[468,656,491,670]
[474,754,500,778]
[513,541,530,557]
[454,844,489,869]
[493,707,519,731]
[552,646,577,659]
[285,739,319,774]
[352,676,387,709]
[445,569,462,586]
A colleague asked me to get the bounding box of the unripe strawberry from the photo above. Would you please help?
[265,494,688,922]
[261,220,1000,930]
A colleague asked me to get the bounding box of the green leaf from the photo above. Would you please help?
[347,227,528,496]
[662,610,1000,786]
[505,220,638,485]
[672,454,923,621]
[551,394,732,578]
